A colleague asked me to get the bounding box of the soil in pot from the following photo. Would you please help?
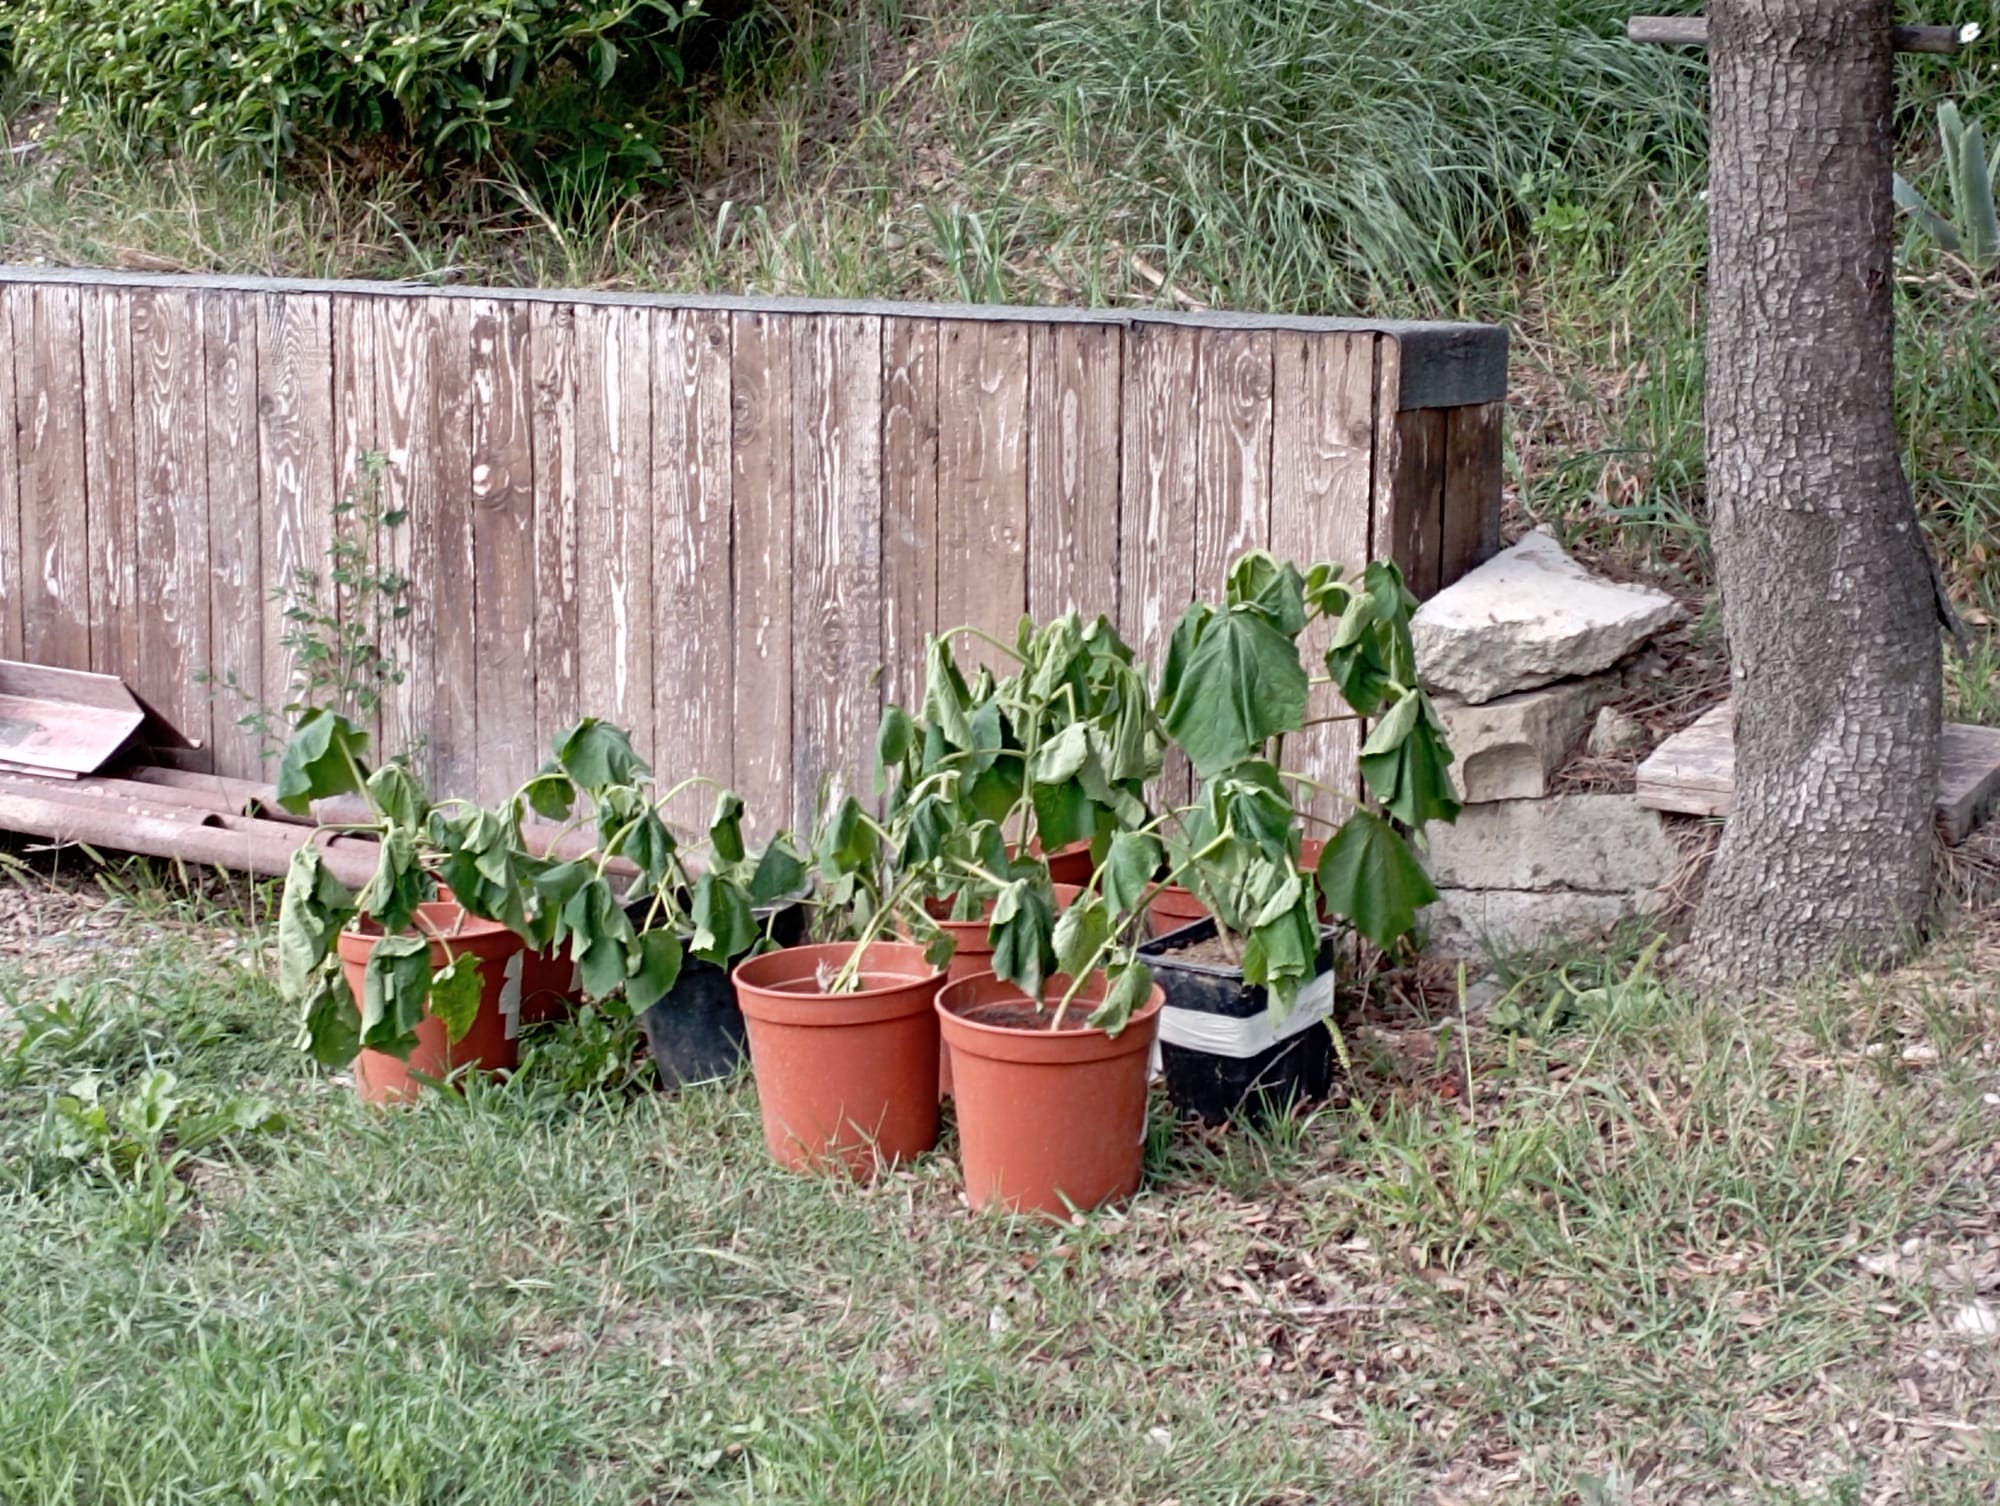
[1138,915,1339,1127]
[336,900,525,1104]
[635,901,805,1089]
[936,970,1164,1217]
[732,941,944,1177]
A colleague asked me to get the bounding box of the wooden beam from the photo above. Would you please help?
[1627,17,1980,53]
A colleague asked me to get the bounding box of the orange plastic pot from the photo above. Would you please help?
[1041,840,1097,886]
[336,901,524,1103]
[732,942,945,1177]
[936,970,1164,1217]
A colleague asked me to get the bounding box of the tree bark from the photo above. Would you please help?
[1691,0,1941,986]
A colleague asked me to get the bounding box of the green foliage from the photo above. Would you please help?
[1896,100,2000,272]
[950,0,1708,307]
[12,0,743,202]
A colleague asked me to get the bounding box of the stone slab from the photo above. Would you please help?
[1424,793,1679,892]
[1432,674,1617,803]
[1634,700,2000,844]
[1423,887,1664,955]
[1411,530,1682,703]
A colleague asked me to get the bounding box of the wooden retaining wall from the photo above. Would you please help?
[0,268,1506,829]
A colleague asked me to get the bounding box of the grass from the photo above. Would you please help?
[3,860,1999,1503]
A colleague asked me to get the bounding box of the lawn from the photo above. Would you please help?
[4,858,1998,1504]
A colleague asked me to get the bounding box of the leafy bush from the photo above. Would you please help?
[11,0,763,193]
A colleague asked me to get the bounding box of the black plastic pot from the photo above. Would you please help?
[1137,916,1339,1126]
[624,898,807,1090]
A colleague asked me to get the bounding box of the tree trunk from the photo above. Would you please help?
[1691,0,1941,986]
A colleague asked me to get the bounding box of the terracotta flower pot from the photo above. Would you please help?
[517,945,581,1027]
[1041,840,1097,887]
[936,970,1164,1217]
[732,942,945,1177]
[336,900,524,1104]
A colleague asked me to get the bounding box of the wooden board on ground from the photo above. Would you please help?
[1636,699,2000,844]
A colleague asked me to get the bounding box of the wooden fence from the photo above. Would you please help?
[0,267,1506,829]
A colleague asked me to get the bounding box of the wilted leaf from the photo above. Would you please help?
[429,952,484,1045]
[989,880,1055,1002]
[275,709,371,815]
[555,717,650,790]
[1162,610,1309,777]
[1316,809,1437,950]
[626,929,685,1012]
[276,846,354,1001]
[748,837,808,905]
[1101,831,1164,919]
[360,934,433,1055]
[1088,961,1154,1036]
[692,872,756,965]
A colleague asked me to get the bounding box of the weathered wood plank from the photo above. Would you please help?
[202,293,263,777]
[371,295,442,771]
[790,314,883,822]
[571,303,653,752]
[936,321,1029,675]
[1272,331,1377,822]
[729,312,794,836]
[257,292,335,743]
[1440,400,1505,590]
[1026,322,1120,623]
[0,288,19,660]
[654,307,734,822]
[1194,327,1274,597]
[0,267,1512,408]
[14,284,93,671]
[528,301,579,767]
[468,298,538,804]
[1119,321,1200,810]
[880,316,938,714]
[131,289,211,756]
[331,296,381,747]
[1373,338,1449,600]
[81,289,137,681]
[1635,699,2000,844]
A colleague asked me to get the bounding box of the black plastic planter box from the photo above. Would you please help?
[622,898,806,1090]
[1137,917,1340,1126]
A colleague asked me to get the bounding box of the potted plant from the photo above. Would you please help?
[728,788,952,1177]
[876,613,1163,1093]
[502,717,814,1089]
[1140,552,1461,1123]
[273,710,530,1102]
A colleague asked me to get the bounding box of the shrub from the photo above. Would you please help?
[11,0,766,193]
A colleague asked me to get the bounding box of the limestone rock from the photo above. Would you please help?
[1587,705,1650,759]
[1422,888,1655,954]
[1410,531,1682,704]
[1432,675,1617,803]
[1424,794,1678,893]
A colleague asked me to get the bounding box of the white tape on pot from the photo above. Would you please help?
[1153,969,1337,1061]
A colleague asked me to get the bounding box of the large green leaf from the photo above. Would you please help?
[819,795,879,876]
[275,709,371,816]
[1100,830,1163,920]
[563,877,637,1000]
[428,952,484,1045]
[1051,892,1112,979]
[989,879,1055,1002]
[626,929,685,1012]
[708,791,746,865]
[691,872,756,965]
[555,717,650,790]
[1030,777,1094,855]
[1161,609,1309,777]
[1359,698,1462,829]
[1315,809,1438,951]
[748,837,809,905]
[522,769,576,822]
[360,935,433,1055]
[295,968,362,1069]
[365,762,427,831]
[276,846,354,1002]
[1225,551,1308,637]
[922,635,975,748]
[355,825,426,936]
[1088,961,1153,1035]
